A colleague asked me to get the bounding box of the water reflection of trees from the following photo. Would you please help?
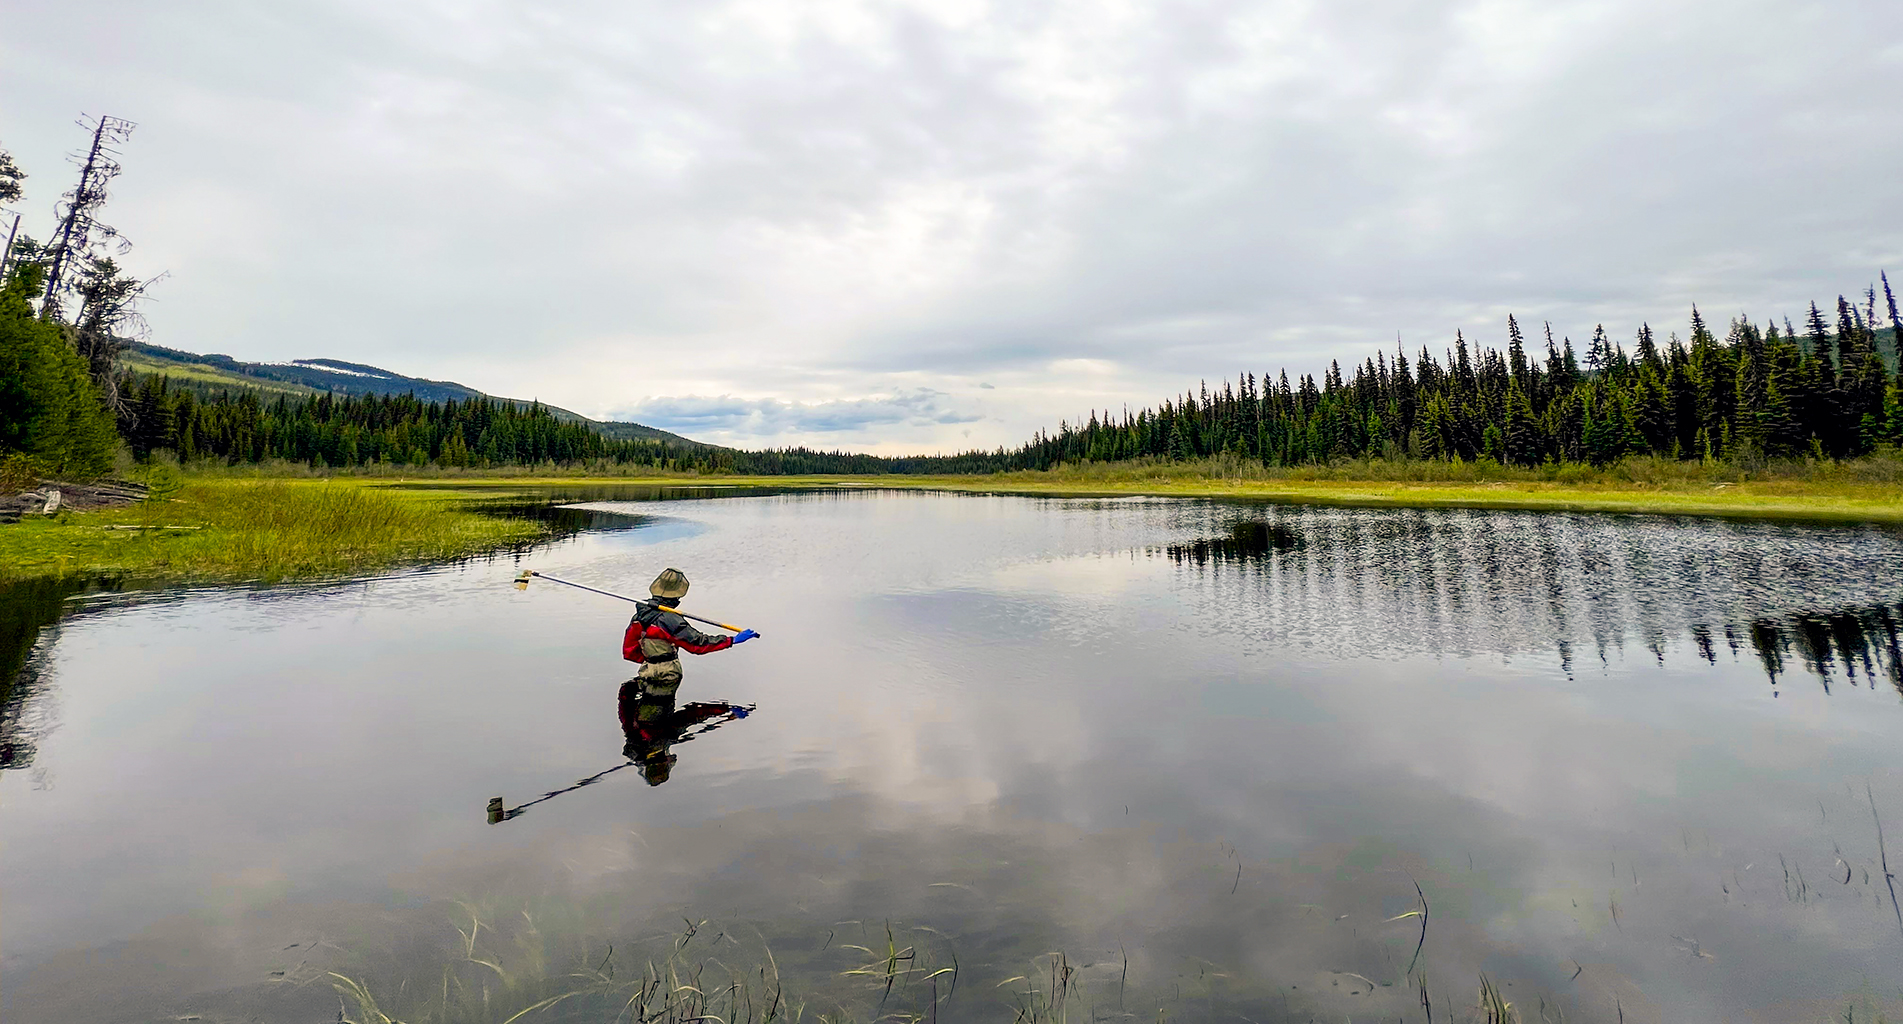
[0,578,89,770]
[1745,605,1903,692]
[1162,521,1301,564]
[1155,508,1903,693]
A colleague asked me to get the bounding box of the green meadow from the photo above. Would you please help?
[0,477,545,585]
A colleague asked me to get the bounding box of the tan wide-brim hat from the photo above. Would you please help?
[649,568,690,600]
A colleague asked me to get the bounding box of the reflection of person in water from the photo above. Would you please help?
[622,568,758,691]
[618,680,751,786]
[488,685,754,820]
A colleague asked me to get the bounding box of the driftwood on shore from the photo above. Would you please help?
[0,479,149,524]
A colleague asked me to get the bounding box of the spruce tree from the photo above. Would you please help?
[1481,422,1505,463]
[1882,379,1903,449]
[1167,419,1192,460]
[1635,323,1662,372]
[1632,373,1669,454]
[1839,296,1889,451]
[1507,316,1528,391]
[1804,301,1842,454]
[1586,325,1612,376]
[1884,272,1901,369]
[1666,340,1698,456]
[1734,343,1768,456]
[1503,385,1540,466]
[1761,370,1804,457]
[0,262,117,478]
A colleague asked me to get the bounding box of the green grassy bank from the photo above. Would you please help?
[0,478,546,585]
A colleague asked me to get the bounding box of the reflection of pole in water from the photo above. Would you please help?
[487,758,648,823]
[486,696,755,823]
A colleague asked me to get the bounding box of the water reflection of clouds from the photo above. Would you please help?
[11,492,1903,1024]
[1151,507,1903,691]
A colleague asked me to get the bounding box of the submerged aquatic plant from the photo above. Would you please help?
[330,908,809,1024]
[1477,973,1516,1024]
[836,918,958,1012]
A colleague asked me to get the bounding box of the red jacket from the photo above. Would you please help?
[623,600,734,662]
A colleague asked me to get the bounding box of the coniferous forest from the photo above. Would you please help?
[1012,289,1903,473]
[18,282,1903,478]
[100,283,1903,477]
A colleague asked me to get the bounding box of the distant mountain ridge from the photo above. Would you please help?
[121,342,712,449]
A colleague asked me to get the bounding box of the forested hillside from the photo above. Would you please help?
[116,378,689,469]
[110,374,1001,473]
[123,341,708,448]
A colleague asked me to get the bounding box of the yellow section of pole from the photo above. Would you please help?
[656,606,747,633]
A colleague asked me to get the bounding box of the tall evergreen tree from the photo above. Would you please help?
[0,261,117,478]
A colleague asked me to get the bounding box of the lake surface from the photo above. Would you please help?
[5,486,1903,1023]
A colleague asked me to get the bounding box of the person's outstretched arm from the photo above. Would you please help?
[653,611,735,655]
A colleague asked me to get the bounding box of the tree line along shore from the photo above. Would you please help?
[72,286,1903,477]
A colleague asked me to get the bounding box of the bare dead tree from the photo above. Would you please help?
[29,116,157,416]
[40,115,136,321]
[0,142,24,284]
[71,255,166,412]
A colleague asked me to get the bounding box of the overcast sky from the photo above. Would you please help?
[3,0,1899,453]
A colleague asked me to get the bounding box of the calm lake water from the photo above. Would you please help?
[5,486,1903,1023]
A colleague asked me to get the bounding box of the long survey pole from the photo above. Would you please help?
[513,570,757,635]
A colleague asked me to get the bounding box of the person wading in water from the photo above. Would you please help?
[622,568,758,694]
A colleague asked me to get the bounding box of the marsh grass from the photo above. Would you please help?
[911,450,1903,491]
[874,453,1903,522]
[1478,974,1517,1023]
[338,450,1903,522]
[331,908,810,1024]
[163,450,1903,489]
[0,478,544,583]
[836,920,958,1015]
[324,903,1257,1024]
[326,893,1903,1024]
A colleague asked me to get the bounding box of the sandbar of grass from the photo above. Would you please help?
[876,474,1903,522]
[0,478,546,585]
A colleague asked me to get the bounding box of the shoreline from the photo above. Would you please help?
[4,467,1899,590]
[400,471,1903,524]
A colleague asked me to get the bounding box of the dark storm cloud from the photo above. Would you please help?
[1,0,1897,450]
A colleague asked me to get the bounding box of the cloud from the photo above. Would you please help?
[2,0,1897,452]
[619,388,984,443]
